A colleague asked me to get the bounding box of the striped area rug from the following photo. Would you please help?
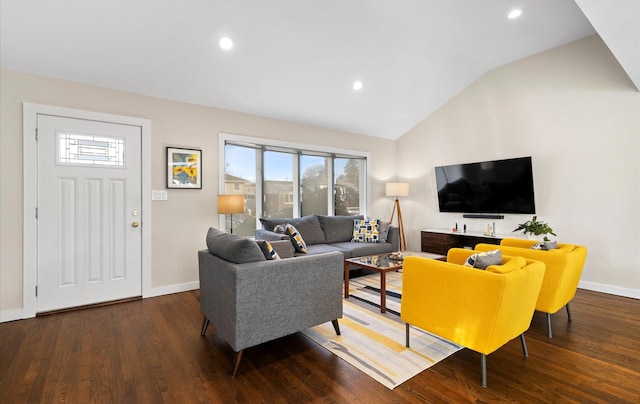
[302,272,461,390]
[349,270,403,315]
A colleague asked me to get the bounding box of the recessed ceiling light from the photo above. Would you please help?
[219,37,233,50]
[508,9,523,19]
[353,81,363,91]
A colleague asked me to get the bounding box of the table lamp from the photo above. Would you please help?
[218,195,245,234]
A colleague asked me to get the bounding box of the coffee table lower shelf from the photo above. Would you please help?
[344,251,444,313]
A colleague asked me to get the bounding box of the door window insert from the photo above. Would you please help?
[58,132,125,167]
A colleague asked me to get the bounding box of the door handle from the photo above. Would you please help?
[131,222,140,228]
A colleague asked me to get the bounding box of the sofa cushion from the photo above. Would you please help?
[285,223,308,253]
[318,214,364,243]
[304,243,351,258]
[352,218,380,243]
[486,256,527,274]
[332,241,394,258]
[206,227,266,264]
[256,240,281,260]
[267,239,295,259]
[463,249,502,270]
[260,214,326,245]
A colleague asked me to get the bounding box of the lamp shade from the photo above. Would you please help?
[218,195,245,214]
[385,182,409,197]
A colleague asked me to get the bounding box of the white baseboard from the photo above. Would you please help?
[579,281,640,299]
[1,281,200,323]
[146,281,200,298]
[5,280,632,321]
[0,309,25,323]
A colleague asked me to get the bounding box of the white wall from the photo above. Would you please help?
[397,35,640,298]
[2,34,637,321]
[0,70,397,319]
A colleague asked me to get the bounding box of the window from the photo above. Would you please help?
[58,132,125,167]
[300,155,329,216]
[223,144,257,236]
[220,134,369,236]
[335,157,363,215]
[264,150,294,218]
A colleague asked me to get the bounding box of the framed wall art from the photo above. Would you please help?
[166,147,202,189]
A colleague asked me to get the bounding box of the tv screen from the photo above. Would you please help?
[435,156,536,214]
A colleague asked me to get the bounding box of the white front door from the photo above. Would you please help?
[37,115,142,312]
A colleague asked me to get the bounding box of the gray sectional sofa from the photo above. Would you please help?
[198,215,396,375]
[255,214,399,258]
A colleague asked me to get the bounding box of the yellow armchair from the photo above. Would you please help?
[401,249,545,387]
[475,239,587,338]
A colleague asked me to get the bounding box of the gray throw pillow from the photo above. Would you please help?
[463,249,502,270]
[532,241,558,250]
[259,214,326,245]
[206,227,266,263]
[318,214,364,243]
[378,220,390,242]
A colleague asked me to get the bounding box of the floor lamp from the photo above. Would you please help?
[218,195,245,234]
[385,182,409,252]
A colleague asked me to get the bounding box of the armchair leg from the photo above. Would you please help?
[481,354,487,387]
[547,313,553,338]
[405,323,410,347]
[566,303,572,322]
[331,319,341,336]
[231,350,244,378]
[200,318,210,336]
[520,333,529,357]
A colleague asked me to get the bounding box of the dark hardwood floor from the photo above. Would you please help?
[1,288,638,403]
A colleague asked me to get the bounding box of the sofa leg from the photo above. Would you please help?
[547,313,553,338]
[405,323,410,348]
[481,354,487,387]
[520,333,529,357]
[566,303,572,322]
[200,318,210,336]
[231,350,244,378]
[331,319,341,336]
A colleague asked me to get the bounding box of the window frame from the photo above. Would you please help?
[219,133,371,233]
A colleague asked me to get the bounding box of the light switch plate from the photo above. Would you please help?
[152,190,168,201]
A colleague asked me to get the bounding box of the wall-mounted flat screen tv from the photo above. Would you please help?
[435,156,536,214]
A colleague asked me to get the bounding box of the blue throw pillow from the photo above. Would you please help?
[352,218,380,243]
[256,240,281,260]
[285,223,308,253]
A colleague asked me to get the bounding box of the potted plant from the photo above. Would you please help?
[513,216,556,242]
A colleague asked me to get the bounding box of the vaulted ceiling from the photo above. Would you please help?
[1,0,637,139]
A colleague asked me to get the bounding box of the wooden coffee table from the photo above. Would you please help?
[344,253,404,313]
[344,251,445,313]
